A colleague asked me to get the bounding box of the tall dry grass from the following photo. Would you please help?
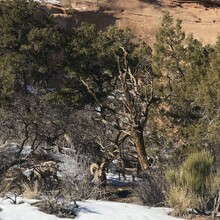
[165,186,196,216]
[166,150,220,216]
[22,182,40,199]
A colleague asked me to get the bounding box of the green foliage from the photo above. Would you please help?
[60,23,151,107]
[177,151,212,195]
[0,2,219,203]
[153,11,185,78]
[181,151,213,196]
[0,0,61,99]
[153,13,207,123]
[175,35,210,103]
[0,55,15,100]
[166,151,220,215]
[172,34,219,163]
[152,12,220,167]
[0,0,54,52]
[199,37,220,113]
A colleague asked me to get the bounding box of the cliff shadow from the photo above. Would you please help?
[54,10,118,32]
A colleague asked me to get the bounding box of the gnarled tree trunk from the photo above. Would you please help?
[131,124,149,170]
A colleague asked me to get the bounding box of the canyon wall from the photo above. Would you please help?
[47,0,220,46]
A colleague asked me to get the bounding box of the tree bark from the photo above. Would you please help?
[131,123,149,170]
[118,49,150,171]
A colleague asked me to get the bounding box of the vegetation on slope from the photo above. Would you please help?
[0,0,220,218]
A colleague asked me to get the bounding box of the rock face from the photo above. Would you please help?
[173,0,220,5]
[52,0,220,45]
[68,0,108,11]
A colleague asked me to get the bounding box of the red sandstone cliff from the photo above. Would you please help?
[45,0,220,46]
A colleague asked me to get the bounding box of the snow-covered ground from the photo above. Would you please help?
[76,200,184,220]
[0,146,184,220]
[35,0,60,4]
[0,197,185,220]
[107,173,143,186]
[0,199,66,220]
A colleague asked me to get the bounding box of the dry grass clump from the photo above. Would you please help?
[22,182,40,199]
[0,179,14,196]
[166,186,196,217]
[166,150,220,217]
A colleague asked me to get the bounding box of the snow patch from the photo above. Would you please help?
[76,200,185,220]
[0,197,71,220]
[0,197,185,220]
[35,0,60,4]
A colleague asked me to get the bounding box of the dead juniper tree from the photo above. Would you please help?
[80,44,170,171]
[63,25,174,172]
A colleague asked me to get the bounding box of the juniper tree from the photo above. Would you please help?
[61,23,178,170]
[0,0,64,152]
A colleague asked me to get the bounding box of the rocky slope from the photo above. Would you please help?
[47,0,220,46]
[112,0,220,45]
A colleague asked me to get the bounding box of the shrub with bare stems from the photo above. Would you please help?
[133,172,166,206]
[29,160,59,191]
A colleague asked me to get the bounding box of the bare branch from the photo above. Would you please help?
[80,77,103,107]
